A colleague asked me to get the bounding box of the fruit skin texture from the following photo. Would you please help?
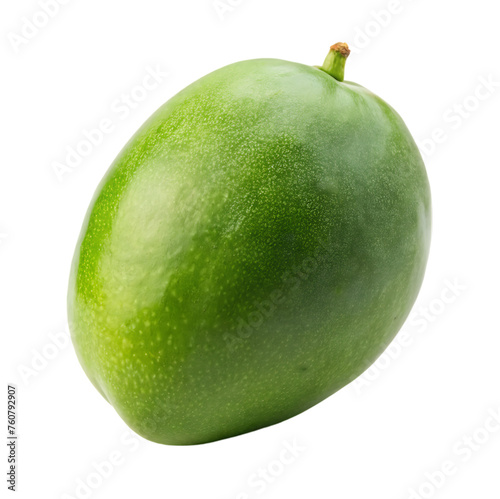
[68,57,431,445]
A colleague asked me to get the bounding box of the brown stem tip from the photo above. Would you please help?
[330,42,350,58]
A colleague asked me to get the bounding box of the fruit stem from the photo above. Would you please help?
[319,43,350,82]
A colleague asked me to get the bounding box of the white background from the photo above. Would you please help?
[1,0,499,498]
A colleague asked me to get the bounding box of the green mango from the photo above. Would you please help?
[68,43,431,445]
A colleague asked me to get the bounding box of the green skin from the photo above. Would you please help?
[68,47,431,445]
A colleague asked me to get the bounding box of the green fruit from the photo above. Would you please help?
[68,43,431,445]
